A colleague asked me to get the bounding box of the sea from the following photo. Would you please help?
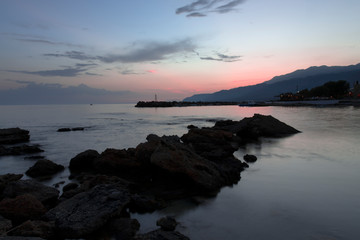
[0,104,359,240]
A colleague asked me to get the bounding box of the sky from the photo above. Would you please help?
[1,0,360,102]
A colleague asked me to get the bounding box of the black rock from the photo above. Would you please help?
[0,128,30,144]
[25,159,64,178]
[156,216,178,231]
[243,154,257,163]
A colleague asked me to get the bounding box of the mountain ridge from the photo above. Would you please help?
[184,63,360,102]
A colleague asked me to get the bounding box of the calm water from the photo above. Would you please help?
[0,104,359,240]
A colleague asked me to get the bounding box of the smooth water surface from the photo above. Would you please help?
[0,104,359,240]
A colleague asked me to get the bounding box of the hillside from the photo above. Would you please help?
[183,64,360,102]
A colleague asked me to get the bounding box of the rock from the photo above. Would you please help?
[69,149,100,172]
[106,218,140,240]
[0,237,45,240]
[62,183,78,192]
[135,229,190,240]
[25,160,64,179]
[94,148,142,176]
[129,194,164,213]
[7,220,55,239]
[236,114,301,139]
[156,216,178,231]
[1,180,59,206]
[149,136,223,191]
[56,128,71,132]
[0,145,43,156]
[0,128,30,144]
[243,154,257,163]
[71,127,84,131]
[0,215,12,236]
[0,174,23,195]
[44,184,131,239]
[0,194,46,224]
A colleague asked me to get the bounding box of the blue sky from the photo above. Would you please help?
[1,0,359,102]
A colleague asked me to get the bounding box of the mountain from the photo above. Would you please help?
[184,63,360,102]
[0,83,137,105]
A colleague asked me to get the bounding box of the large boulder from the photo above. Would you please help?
[149,137,223,191]
[215,114,300,139]
[45,184,131,239]
[25,160,64,179]
[69,149,100,173]
[1,180,59,206]
[0,215,12,236]
[0,128,30,145]
[0,194,46,224]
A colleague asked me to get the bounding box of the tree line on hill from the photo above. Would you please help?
[280,80,352,101]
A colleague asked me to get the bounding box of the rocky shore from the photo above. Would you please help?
[0,114,300,239]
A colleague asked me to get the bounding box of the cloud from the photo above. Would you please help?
[98,39,196,63]
[15,38,84,48]
[195,51,241,62]
[44,51,96,61]
[7,67,88,77]
[176,0,245,17]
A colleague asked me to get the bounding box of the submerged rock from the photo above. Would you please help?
[135,229,190,240]
[156,216,178,231]
[243,154,257,163]
[0,145,43,156]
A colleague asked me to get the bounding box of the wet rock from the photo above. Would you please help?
[0,194,46,224]
[56,128,71,132]
[237,114,300,139]
[7,220,55,239]
[0,145,43,156]
[149,137,223,191]
[243,154,257,163]
[45,184,131,239]
[129,194,164,213]
[135,229,190,240]
[69,149,100,172]
[156,216,178,231]
[0,128,30,145]
[1,180,59,207]
[25,160,64,179]
[71,127,84,131]
[94,148,142,176]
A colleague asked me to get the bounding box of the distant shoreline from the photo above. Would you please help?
[135,100,360,108]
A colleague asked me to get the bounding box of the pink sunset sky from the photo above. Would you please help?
[1,0,359,102]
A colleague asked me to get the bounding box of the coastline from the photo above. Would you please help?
[135,99,360,108]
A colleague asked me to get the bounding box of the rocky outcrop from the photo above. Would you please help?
[243,154,257,163]
[44,184,131,239]
[0,128,30,145]
[215,114,300,140]
[69,149,100,172]
[57,127,85,132]
[25,160,64,179]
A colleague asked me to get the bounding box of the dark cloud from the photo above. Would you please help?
[44,51,96,61]
[197,51,242,62]
[176,0,245,17]
[7,67,88,77]
[97,39,196,63]
[15,37,83,48]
